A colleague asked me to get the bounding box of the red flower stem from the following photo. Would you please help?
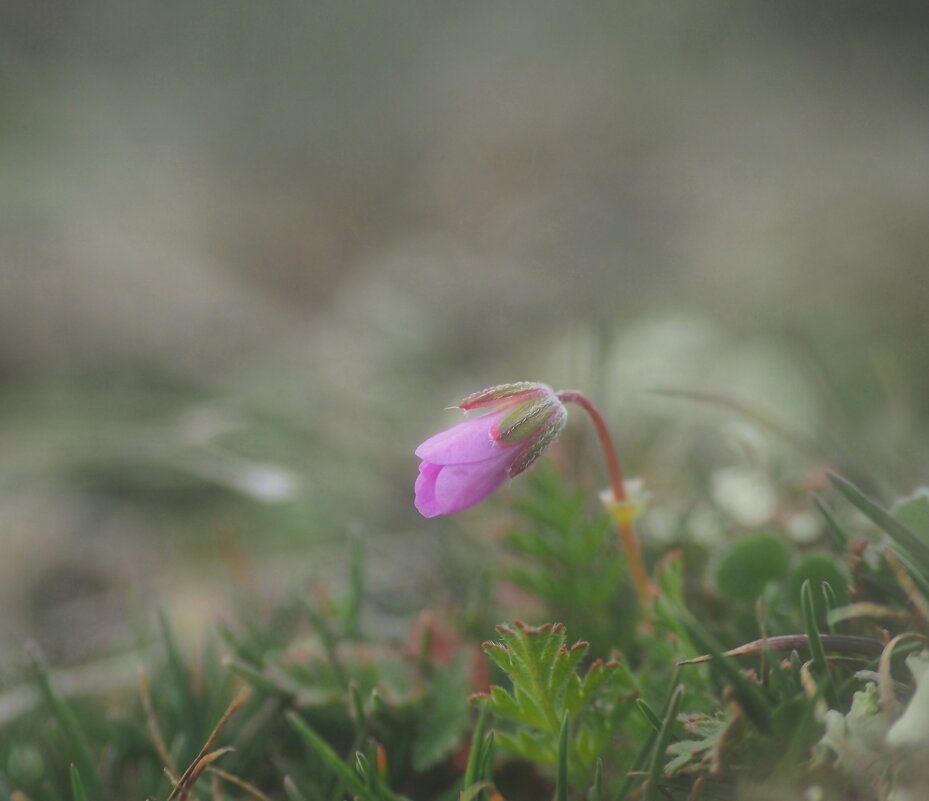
[557,390,652,609]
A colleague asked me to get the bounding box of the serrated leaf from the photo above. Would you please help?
[483,621,635,783]
[664,712,738,775]
[549,643,589,702]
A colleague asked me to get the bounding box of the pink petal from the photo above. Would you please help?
[414,410,509,464]
[414,461,443,518]
[430,453,512,515]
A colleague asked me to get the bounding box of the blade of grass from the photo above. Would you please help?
[821,583,839,635]
[167,687,252,801]
[614,667,681,801]
[462,699,491,791]
[889,548,929,605]
[479,731,495,787]
[208,767,275,801]
[69,764,87,801]
[635,700,662,734]
[460,785,493,801]
[827,603,911,625]
[301,601,348,689]
[342,535,365,640]
[588,759,604,801]
[885,549,929,627]
[27,645,102,800]
[555,713,569,801]
[283,776,313,801]
[829,473,929,573]
[644,685,684,801]
[139,668,178,781]
[813,496,848,551]
[287,712,408,801]
[686,776,705,801]
[671,602,772,733]
[878,633,926,718]
[801,580,837,709]
[650,388,824,458]
[677,633,885,664]
[159,610,203,743]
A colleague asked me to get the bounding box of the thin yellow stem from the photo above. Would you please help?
[612,511,652,610]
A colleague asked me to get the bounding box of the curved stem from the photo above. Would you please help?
[556,391,626,501]
[557,390,652,609]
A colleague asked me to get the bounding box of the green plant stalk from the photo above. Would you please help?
[644,685,684,801]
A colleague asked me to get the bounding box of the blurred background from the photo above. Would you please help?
[2,0,929,673]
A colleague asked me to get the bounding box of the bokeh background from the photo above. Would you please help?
[2,0,929,680]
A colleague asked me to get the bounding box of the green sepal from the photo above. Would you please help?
[459,382,549,411]
[508,407,567,477]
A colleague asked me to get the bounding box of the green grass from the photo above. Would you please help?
[3,458,929,800]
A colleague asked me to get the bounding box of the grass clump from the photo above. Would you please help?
[4,461,929,800]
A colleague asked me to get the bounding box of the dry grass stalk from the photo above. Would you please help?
[166,686,253,801]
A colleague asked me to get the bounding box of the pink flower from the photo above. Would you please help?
[414,383,567,518]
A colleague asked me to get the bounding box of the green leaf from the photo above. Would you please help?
[664,712,737,774]
[715,532,790,601]
[482,621,630,785]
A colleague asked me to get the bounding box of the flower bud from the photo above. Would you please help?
[414,382,567,517]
